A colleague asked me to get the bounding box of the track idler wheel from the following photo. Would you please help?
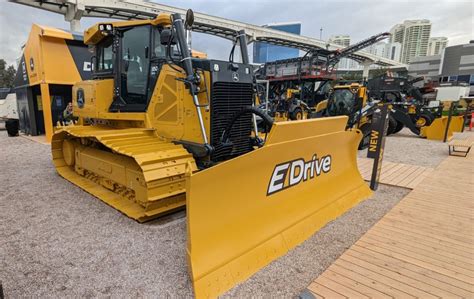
[62,139,76,166]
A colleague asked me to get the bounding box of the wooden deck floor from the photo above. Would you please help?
[306,154,474,298]
[357,158,434,189]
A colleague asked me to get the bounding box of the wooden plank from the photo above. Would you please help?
[370,223,474,255]
[362,233,474,271]
[407,190,473,206]
[414,181,473,195]
[390,165,424,186]
[398,195,474,216]
[314,276,370,299]
[386,209,474,235]
[380,216,474,244]
[406,170,433,189]
[307,282,346,299]
[348,246,473,297]
[334,258,439,298]
[396,167,429,189]
[398,199,474,220]
[368,227,474,263]
[338,253,460,298]
[386,206,473,232]
[381,164,416,182]
[356,239,474,283]
[395,196,473,217]
[378,163,405,180]
[328,263,417,298]
[379,218,473,248]
[320,270,392,299]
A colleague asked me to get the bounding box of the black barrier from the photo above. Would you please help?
[443,101,456,143]
[367,105,390,190]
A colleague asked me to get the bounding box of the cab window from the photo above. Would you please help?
[120,25,150,105]
[96,37,113,72]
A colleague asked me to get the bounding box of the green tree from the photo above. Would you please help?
[0,59,17,88]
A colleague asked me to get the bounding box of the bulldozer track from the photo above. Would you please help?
[51,126,197,222]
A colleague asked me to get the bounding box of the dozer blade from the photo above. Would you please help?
[420,115,464,141]
[186,116,372,298]
[51,126,197,222]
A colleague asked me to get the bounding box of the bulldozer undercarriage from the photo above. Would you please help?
[52,126,197,222]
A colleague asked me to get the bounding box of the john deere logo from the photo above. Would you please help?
[267,154,332,196]
[77,88,85,108]
[29,57,34,71]
[232,72,239,82]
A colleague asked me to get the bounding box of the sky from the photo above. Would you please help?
[0,0,473,67]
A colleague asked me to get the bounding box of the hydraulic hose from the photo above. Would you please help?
[221,106,274,145]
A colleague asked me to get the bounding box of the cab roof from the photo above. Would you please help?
[84,13,172,45]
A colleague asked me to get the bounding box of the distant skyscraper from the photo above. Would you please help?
[328,35,356,69]
[253,22,301,63]
[428,37,448,55]
[365,41,402,62]
[388,42,402,62]
[328,35,350,47]
[389,24,405,44]
[390,20,432,64]
[366,41,388,57]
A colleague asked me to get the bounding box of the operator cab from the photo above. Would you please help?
[92,23,172,112]
[326,83,366,126]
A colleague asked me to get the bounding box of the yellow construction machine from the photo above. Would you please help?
[270,88,311,121]
[320,83,375,148]
[51,11,371,298]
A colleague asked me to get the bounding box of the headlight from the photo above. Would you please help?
[213,64,220,72]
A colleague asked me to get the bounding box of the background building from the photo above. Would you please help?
[387,42,402,62]
[389,20,432,64]
[389,24,405,44]
[407,54,442,78]
[406,41,474,95]
[439,41,474,86]
[365,41,402,62]
[253,22,301,63]
[328,35,350,47]
[428,37,448,55]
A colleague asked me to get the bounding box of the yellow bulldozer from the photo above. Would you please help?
[51,11,371,298]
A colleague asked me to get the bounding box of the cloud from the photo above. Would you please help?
[0,0,472,67]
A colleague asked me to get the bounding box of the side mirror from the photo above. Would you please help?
[185,9,194,28]
[160,29,176,45]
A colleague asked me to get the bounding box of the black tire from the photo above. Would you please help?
[393,121,404,134]
[387,115,397,135]
[5,119,19,137]
[289,107,304,120]
[415,113,433,128]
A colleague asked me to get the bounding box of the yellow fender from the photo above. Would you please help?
[186,116,372,298]
[420,115,464,141]
[315,99,328,113]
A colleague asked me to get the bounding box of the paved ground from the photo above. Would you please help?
[1,130,423,298]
